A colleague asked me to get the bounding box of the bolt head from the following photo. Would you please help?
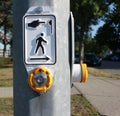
[34,73,47,86]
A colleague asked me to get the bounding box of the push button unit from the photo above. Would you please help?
[28,67,53,93]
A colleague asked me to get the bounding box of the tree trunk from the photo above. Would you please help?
[79,28,85,64]
[3,26,7,57]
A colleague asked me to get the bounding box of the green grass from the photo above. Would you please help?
[0,98,13,115]
[71,94,100,116]
[88,67,120,79]
[0,58,13,66]
[0,95,100,116]
[0,66,13,87]
[0,58,13,87]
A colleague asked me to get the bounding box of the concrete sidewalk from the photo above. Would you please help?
[0,87,13,98]
[71,75,120,116]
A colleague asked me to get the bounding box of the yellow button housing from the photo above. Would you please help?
[81,63,88,82]
[28,67,53,93]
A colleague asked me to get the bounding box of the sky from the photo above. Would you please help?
[0,29,11,50]
[0,43,3,49]
[91,20,105,38]
[0,43,10,50]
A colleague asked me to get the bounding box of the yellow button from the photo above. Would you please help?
[28,67,53,93]
[81,63,88,82]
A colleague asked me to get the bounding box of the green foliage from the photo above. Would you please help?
[95,2,120,52]
[71,0,109,35]
[0,0,13,30]
[0,0,13,57]
[84,38,97,53]
[71,0,120,56]
[75,41,79,53]
[84,37,109,57]
[70,0,109,61]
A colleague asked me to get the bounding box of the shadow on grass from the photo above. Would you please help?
[0,65,13,69]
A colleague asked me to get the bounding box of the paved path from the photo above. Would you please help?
[71,74,120,116]
[0,87,13,98]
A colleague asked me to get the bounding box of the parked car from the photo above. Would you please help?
[104,54,120,61]
[84,53,102,66]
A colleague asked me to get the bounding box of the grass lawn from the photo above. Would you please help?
[88,67,120,79]
[0,58,12,66]
[0,95,100,116]
[71,94,100,116]
[0,66,13,87]
[0,98,13,116]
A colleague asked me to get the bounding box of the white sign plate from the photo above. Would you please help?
[23,15,56,65]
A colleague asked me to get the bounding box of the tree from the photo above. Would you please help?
[0,0,12,57]
[70,0,109,63]
[95,1,120,53]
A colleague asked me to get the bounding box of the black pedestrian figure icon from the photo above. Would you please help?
[35,33,47,55]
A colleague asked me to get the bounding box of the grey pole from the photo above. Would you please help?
[13,0,71,116]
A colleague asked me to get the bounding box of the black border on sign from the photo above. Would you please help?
[23,15,57,65]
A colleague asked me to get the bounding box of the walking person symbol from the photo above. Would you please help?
[35,33,47,55]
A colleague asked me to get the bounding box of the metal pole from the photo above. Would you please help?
[13,0,70,116]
